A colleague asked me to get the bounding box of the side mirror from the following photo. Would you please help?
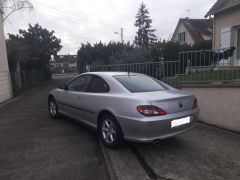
[58,83,68,90]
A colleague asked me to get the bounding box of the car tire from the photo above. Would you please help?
[98,114,124,149]
[48,97,59,119]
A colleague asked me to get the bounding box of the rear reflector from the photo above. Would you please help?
[136,105,167,117]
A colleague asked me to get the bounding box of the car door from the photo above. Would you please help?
[80,75,110,126]
[57,75,92,120]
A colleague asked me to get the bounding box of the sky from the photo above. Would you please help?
[3,0,216,55]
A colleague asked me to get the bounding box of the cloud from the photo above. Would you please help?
[3,0,216,54]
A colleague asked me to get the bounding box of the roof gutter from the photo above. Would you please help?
[205,2,240,18]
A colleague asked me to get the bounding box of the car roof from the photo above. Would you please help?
[83,71,143,76]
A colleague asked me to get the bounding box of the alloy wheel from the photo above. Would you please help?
[101,119,116,143]
[49,101,57,117]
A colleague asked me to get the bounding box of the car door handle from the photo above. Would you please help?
[78,96,82,99]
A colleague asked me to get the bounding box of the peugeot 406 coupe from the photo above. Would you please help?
[48,72,199,148]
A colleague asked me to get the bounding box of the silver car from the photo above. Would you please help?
[48,72,199,148]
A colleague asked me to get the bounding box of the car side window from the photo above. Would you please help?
[87,76,110,93]
[67,75,92,92]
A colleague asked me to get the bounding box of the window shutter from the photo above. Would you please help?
[221,27,231,49]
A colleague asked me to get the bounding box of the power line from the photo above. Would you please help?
[5,11,134,43]
[4,15,98,42]
[32,0,134,33]
[5,1,138,44]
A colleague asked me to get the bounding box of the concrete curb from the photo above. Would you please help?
[98,140,152,180]
[0,96,20,108]
[198,121,240,135]
[99,139,118,180]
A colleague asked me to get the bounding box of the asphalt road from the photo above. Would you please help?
[0,79,109,180]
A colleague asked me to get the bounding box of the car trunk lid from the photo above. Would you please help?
[133,90,195,114]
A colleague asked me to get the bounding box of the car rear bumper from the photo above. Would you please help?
[116,108,199,143]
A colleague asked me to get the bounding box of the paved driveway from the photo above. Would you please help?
[105,124,240,180]
[1,79,240,180]
[0,80,109,180]
[130,124,240,180]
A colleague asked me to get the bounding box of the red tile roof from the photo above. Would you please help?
[205,0,240,17]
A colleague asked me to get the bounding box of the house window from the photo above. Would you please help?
[237,29,240,59]
[178,32,186,44]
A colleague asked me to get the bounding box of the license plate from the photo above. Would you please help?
[171,116,190,128]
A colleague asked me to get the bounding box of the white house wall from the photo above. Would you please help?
[172,23,195,45]
[213,7,240,49]
[212,7,240,66]
[183,86,240,132]
[0,14,12,103]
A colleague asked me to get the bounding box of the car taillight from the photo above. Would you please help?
[192,98,198,109]
[136,105,167,117]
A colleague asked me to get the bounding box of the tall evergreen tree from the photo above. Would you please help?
[134,2,156,48]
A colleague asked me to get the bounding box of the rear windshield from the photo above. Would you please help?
[114,75,166,93]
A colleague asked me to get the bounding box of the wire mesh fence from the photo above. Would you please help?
[10,69,51,97]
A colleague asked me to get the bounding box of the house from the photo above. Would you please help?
[0,14,12,103]
[50,55,78,73]
[171,18,213,45]
[205,0,240,66]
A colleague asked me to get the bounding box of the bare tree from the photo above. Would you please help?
[0,0,33,22]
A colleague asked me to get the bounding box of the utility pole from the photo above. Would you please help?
[120,27,123,43]
[114,27,124,43]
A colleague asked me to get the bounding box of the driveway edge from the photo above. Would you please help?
[99,139,118,180]
[0,96,20,108]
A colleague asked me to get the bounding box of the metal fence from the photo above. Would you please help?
[178,47,240,84]
[90,48,240,88]
[90,61,181,88]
